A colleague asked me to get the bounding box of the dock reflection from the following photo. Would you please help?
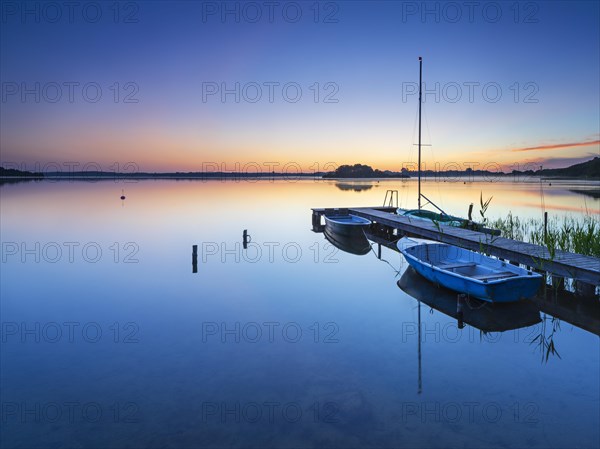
[397,265,599,369]
[533,287,600,337]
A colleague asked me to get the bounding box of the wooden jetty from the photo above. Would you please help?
[312,206,600,287]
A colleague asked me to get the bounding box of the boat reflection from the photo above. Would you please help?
[397,266,600,367]
[324,227,371,256]
[398,267,542,332]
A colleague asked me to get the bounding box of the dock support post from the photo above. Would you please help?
[377,243,382,260]
[551,275,564,290]
[575,281,596,298]
[312,211,324,232]
[544,212,548,240]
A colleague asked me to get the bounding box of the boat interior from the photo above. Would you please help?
[326,214,370,225]
[407,243,525,281]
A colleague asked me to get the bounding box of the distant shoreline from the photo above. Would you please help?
[1,173,599,181]
[1,157,598,181]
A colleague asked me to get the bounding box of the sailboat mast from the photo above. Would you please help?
[418,56,422,210]
[417,300,422,394]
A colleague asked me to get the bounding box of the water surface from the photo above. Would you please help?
[1,178,598,448]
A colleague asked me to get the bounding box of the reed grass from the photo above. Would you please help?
[490,212,600,258]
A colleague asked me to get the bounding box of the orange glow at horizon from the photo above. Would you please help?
[2,120,598,172]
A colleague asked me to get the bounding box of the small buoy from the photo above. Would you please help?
[549,183,552,186]
[120,189,126,200]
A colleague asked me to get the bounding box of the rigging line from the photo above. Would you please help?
[464,295,489,311]
[404,106,420,208]
[420,98,433,161]
[410,99,419,158]
[362,229,403,276]
[422,97,445,210]
[539,165,546,216]
[409,103,419,164]
[367,243,402,277]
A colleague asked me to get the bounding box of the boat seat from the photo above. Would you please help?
[437,262,476,269]
[471,271,518,280]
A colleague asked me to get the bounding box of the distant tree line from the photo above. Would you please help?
[322,164,410,179]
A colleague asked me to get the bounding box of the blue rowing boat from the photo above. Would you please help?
[397,237,543,303]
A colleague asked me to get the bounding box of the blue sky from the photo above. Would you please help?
[1,0,599,171]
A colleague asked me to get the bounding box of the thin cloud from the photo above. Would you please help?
[511,139,600,152]
[522,155,598,169]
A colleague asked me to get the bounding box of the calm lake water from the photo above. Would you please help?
[1,178,599,449]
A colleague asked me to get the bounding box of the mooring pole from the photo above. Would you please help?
[192,245,198,273]
[457,294,466,329]
[243,229,250,250]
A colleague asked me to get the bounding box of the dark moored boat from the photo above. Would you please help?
[324,214,371,238]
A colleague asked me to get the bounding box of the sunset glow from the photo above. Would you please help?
[1,2,598,172]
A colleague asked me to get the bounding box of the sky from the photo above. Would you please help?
[1,0,599,172]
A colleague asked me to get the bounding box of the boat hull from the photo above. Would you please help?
[396,208,500,235]
[324,214,371,238]
[398,238,543,303]
[398,208,464,227]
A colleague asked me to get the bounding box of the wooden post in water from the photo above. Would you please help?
[543,211,548,241]
[243,230,250,249]
[457,294,466,329]
[192,245,198,273]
